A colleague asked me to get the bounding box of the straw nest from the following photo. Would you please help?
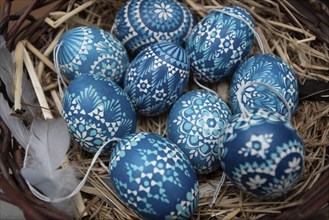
[1,0,328,219]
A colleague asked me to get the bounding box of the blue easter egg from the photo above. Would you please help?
[62,75,136,154]
[109,132,199,219]
[167,90,232,174]
[113,0,195,55]
[229,54,299,118]
[219,109,304,198]
[56,26,129,84]
[124,42,190,116]
[186,6,254,83]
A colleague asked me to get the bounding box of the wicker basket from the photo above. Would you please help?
[0,0,328,219]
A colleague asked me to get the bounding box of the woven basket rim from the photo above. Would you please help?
[0,0,328,219]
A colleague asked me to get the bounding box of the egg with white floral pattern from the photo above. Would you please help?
[124,42,190,116]
[167,90,232,174]
[55,26,129,84]
[229,54,299,119]
[186,6,254,83]
[113,0,195,55]
[109,132,199,219]
[62,75,136,154]
[219,109,304,198]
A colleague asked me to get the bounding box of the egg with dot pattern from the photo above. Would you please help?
[113,0,195,55]
[124,42,190,116]
[229,54,299,118]
[109,132,199,219]
[55,26,129,84]
[219,109,304,198]
[167,90,232,174]
[62,75,136,154]
[186,6,254,83]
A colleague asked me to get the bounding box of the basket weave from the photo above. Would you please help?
[0,0,328,219]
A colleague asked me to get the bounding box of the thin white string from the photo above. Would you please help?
[98,158,108,171]
[23,137,121,203]
[110,23,116,35]
[193,76,218,96]
[53,41,67,98]
[209,173,226,208]
[236,81,292,121]
[210,9,265,54]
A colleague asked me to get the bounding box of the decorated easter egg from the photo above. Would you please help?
[62,75,136,154]
[186,6,255,83]
[167,90,232,174]
[109,132,199,219]
[55,26,129,84]
[219,109,304,198]
[124,42,190,116]
[229,54,299,118]
[113,0,195,55]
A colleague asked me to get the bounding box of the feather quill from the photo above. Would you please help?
[21,118,79,215]
[0,93,30,148]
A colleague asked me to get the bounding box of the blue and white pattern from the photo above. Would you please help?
[62,75,136,154]
[114,0,195,55]
[186,6,254,83]
[56,26,129,84]
[109,132,199,219]
[229,54,299,118]
[219,109,304,198]
[124,42,190,116]
[167,90,232,174]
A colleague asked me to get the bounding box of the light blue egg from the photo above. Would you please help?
[167,90,232,174]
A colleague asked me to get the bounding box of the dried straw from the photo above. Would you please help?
[2,0,328,219]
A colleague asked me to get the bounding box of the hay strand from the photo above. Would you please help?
[22,41,53,119]
[13,41,24,112]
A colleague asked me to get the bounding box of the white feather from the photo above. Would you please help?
[0,35,38,114]
[0,35,14,101]
[11,50,38,111]
[21,118,78,215]
[28,118,70,171]
[0,93,30,148]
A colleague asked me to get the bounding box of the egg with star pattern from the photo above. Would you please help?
[113,0,195,56]
[109,132,199,219]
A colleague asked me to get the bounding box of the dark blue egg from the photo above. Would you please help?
[219,109,304,198]
[113,0,195,55]
[229,54,299,118]
[186,6,254,83]
[109,132,199,219]
[124,42,190,116]
[56,26,129,84]
[167,90,232,174]
[62,75,136,154]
